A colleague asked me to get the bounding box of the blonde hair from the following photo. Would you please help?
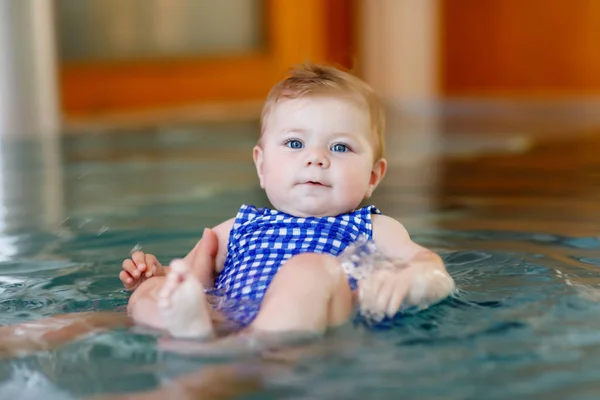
[260,64,386,160]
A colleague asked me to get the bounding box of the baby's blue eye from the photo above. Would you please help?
[331,143,349,153]
[286,140,303,149]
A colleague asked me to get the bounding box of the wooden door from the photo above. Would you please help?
[58,0,354,117]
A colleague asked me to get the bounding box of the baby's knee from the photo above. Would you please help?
[283,253,345,282]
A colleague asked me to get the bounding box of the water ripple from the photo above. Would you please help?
[421,229,600,250]
[1,230,600,398]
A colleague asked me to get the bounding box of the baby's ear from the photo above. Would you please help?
[253,145,265,188]
[365,158,387,198]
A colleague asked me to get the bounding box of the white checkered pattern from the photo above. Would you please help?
[213,204,379,325]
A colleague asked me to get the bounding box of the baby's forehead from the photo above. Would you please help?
[273,93,367,110]
[267,96,370,125]
[274,104,368,134]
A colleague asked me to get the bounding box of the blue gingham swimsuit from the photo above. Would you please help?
[212,204,380,326]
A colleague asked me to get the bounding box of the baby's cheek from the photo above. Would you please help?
[346,182,368,203]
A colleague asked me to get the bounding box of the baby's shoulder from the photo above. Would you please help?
[213,217,235,239]
[371,214,410,239]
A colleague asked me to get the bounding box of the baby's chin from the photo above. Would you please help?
[273,202,357,218]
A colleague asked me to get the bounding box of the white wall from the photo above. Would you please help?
[0,0,60,137]
[0,1,63,232]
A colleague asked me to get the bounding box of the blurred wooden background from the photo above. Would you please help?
[441,0,600,96]
[57,0,600,118]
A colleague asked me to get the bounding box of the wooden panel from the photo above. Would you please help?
[61,55,274,113]
[60,0,353,116]
[441,0,600,96]
[325,0,355,69]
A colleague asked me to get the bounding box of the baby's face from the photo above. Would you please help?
[254,95,385,217]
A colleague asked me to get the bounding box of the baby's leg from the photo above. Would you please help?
[127,261,215,338]
[158,259,214,338]
[251,253,354,334]
[154,254,352,357]
[127,228,222,337]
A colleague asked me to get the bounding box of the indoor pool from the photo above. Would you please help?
[1,113,600,399]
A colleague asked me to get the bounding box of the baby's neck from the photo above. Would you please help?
[272,205,359,219]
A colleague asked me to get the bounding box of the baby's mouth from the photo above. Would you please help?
[304,181,329,187]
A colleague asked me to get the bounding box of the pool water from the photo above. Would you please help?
[1,119,600,399]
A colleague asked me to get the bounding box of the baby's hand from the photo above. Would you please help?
[358,258,410,322]
[120,251,166,291]
[359,252,454,322]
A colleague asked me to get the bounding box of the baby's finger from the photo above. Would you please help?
[144,254,162,278]
[144,253,156,277]
[357,278,374,313]
[386,278,409,318]
[131,251,147,272]
[119,271,135,288]
[373,277,395,317]
[122,259,141,279]
[360,271,386,315]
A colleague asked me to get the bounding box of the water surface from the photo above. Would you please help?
[0,122,599,399]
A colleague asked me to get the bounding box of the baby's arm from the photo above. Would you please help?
[119,219,234,290]
[367,214,455,312]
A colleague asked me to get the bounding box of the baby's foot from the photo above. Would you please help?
[158,259,214,339]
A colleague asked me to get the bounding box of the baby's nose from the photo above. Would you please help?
[306,149,330,168]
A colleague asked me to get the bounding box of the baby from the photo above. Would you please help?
[119,64,455,339]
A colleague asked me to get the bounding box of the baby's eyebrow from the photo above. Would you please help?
[282,128,307,135]
[329,132,364,142]
[331,132,356,137]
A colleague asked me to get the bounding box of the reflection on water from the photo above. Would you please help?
[0,111,600,398]
[2,243,600,399]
